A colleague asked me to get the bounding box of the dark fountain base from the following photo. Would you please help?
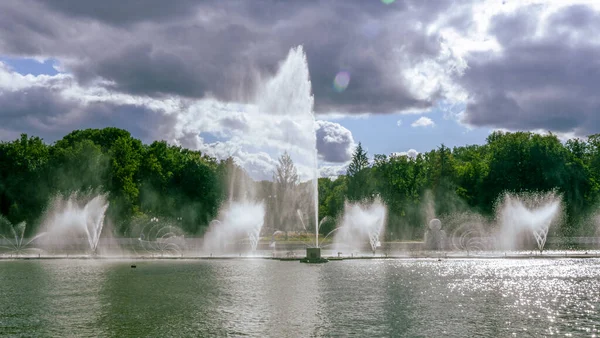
[300,247,328,264]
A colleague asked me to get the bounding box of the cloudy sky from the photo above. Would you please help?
[1,0,599,180]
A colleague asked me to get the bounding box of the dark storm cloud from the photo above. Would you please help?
[459,4,600,136]
[83,103,179,144]
[80,44,209,98]
[549,4,600,32]
[0,85,177,143]
[0,86,78,140]
[0,1,59,55]
[41,0,199,26]
[3,0,599,136]
[0,0,462,114]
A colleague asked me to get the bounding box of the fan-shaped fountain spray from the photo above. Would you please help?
[204,201,265,254]
[496,191,563,253]
[39,192,109,254]
[137,218,186,256]
[0,217,45,256]
[333,198,387,254]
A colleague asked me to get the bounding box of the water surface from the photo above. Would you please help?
[1,259,599,337]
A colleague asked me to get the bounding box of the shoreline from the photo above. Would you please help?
[2,252,600,261]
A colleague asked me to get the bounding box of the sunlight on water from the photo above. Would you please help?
[1,259,599,336]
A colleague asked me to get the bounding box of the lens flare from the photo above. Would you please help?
[333,71,350,92]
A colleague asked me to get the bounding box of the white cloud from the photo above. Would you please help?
[2,0,599,168]
[315,112,372,120]
[315,120,355,163]
[391,149,419,159]
[411,117,435,128]
[319,164,348,179]
[0,49,342,182]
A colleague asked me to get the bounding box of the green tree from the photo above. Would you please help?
[317,176,347,235]
[49,139,109,193]
[0,134,50,230]
[273,152,299,239]
[109,136,143,222]
[347,142,372,202]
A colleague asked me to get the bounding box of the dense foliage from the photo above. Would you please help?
[319,131,600,239]
[0,128,599,239]
[0,128,225,236]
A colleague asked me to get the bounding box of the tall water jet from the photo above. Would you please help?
[256,46,319,247]
[422,190,436,222]
[203,201,265,254]
[38,192,109,254]
[496,191,563,253]
[333,197,387,254]
[203,46,318,257]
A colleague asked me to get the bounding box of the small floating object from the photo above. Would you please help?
[131,265,137,268]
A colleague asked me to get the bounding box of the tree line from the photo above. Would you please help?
[0,128,599,239]
[0,128,225,236]
[319,132,600,239]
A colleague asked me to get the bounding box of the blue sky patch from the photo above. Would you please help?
[0,56,60,76]
[330,108,490,156]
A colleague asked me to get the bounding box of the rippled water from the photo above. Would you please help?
[1,259,599,337]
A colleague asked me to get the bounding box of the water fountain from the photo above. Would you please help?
[184,45,320,260]
[424,219,447,250]
[332,197,387,255]
[297,211,331,262]
[136,218,186,256]
[496,191,563,253]
[445,212,492,254]
[38,192,109,255]
[0,217,45,256]
[203,201,265,255]
[296,211,334,247]
[259,47,318,244]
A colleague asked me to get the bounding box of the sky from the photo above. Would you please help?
[0,0,599,180]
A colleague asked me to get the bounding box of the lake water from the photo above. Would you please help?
[1,258,599,337]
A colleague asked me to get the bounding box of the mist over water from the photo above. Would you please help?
[220,46,319,245]
[496,191,563,252]
[333,198,387,253]
[424,218,446,250]
[444,212,493,252]
[0,47,594,258]
[0,217,45,255]
[255,46,319,244]
[203,201,265,254]
[37,192,109,254]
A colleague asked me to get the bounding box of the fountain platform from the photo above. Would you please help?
[300,248,329,263]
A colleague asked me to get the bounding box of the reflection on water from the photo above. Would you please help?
[0,262,50,336]
[1,259,599,337]
[99,260,226,336]
[40,261,106,336]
